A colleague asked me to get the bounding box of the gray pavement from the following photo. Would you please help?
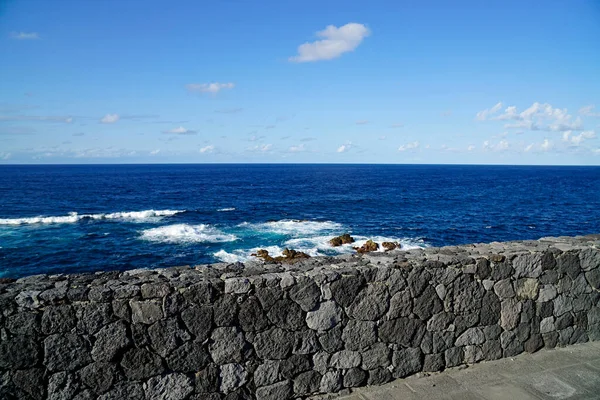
[337,341,600,400]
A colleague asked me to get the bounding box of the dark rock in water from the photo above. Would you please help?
[329,234,355,247]
[354,240,379,254]
[0,277,15,284]
[252,248,310,264]
[382,242,400,251]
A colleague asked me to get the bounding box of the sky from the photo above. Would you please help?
[1,0,599,165]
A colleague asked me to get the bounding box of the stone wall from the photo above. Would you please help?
[1,235,599,400]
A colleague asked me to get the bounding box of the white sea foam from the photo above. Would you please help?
[213,235,427,263]
[217,208,236,212]
[0,209,184,226]
[140,224,237,243]
[240,219,343,236]
[213,245,285,263]
[284,235,426,255]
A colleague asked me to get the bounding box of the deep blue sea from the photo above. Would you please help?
[1,164,599,278]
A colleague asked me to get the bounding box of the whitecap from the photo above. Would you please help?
[217,208,236,212]
[284,235,426,256]
[239,219,343,236]
[0,209,184,225]
[140,224,237,243]
[213,245,286,263]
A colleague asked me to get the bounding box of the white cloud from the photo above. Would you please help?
[504,121,539,130]
[475,102,502,121]
[579,105,600,117]
[379,136,387,140]
[186,82,235,94]
[150,149,160,155]
[467,145,475,151]
[289,144,306,152]
[398,141,419,152]
[162,126,197,135]
[562,131,572,142]
[247,144,272,153]
[0,152,11,160]
[524,143,534,152]
[337,142,353,153]
[289,23,370,63]
[483,140,510,152]
[200,145,215,153]
[356,120,369,125]
[0,115,72,123]
[570,131,596,146]
[100,114,119,124]
[479,102,584,132]
[10,31,39,40]
[541,139,553,152]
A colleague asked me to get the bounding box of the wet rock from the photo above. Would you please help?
[145,373,193,400]
[354,240,379,254]
[329,234,355,247]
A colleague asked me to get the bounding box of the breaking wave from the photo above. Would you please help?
[217,208,236,212]
[239,219,343,236]
[0,209,184,225]
[213,235,427,263]
[140,224,238,243]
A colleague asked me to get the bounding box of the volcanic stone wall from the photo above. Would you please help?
[1,235,599,400]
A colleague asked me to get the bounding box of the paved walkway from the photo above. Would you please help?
[338,341,600,400]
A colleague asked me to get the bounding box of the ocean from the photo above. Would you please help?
[1,164,599,278]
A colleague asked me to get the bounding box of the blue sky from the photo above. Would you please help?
[1,0,599,165]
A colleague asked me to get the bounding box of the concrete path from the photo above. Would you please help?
[337,341,600,400]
